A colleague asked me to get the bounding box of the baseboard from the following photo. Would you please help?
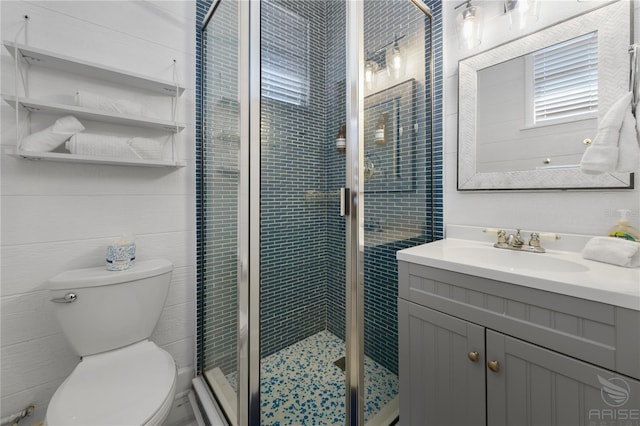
[165,391,196,426]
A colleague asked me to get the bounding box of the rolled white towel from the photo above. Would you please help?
[128,137,163,160]
[76,91,143,116]
[65,134,140,159]
[65,134,164,161]
[20,115,85,152]
[582,236,640,267]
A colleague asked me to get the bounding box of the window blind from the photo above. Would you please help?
[262,2,310,106]
[533,31,598,123]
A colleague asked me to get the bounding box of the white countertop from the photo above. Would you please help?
[397,238,640,311]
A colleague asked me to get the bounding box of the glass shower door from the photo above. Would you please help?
[361,0,434,422]
[200,0,241,423]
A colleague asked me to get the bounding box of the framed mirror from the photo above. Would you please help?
[458,0,634,190]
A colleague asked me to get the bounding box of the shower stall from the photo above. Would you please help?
[196,0,441,424]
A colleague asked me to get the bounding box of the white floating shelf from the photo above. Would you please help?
[3,41,185,96]
[3,96,185,133]
[11,149,186,168]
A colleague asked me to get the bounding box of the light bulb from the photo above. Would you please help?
[456,2,483,50]
[391,45,402,79]
[506,0,539,30]
[365,61,374,90]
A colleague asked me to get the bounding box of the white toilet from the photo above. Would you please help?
[45,259,177,426]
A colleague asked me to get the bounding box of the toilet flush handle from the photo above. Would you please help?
[50,293,77,303]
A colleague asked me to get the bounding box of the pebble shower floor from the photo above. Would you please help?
[226,330,398,425]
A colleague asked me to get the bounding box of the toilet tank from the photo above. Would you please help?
[49,259,173,357]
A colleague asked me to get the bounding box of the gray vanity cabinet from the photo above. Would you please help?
[486,330,640,426]
[398,261,640,426]
[398,299,485,426]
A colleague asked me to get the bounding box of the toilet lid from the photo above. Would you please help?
[47,341,176,426]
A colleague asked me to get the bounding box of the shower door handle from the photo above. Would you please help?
[340,188,350,217]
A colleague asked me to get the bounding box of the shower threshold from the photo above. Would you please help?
[205,330,398,425]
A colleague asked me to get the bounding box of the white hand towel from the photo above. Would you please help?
[20,115,85,152]
[581,92,639,174]
[618,107,640,172]
[76,91,143,116]
[582,236,640,267]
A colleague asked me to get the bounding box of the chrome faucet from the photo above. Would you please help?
[485,228,558,253]
[506,229,525,248]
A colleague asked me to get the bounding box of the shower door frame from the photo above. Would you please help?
[345,1,365,424]
[200,1,434,425]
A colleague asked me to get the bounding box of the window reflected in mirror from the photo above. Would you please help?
[476,32,599,173]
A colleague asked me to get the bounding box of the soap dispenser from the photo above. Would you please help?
[608,209,640,242]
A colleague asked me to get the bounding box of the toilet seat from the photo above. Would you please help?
[46,340,176,426]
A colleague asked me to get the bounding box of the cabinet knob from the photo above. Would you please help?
[467,351,479,362]
[487,360,500,373]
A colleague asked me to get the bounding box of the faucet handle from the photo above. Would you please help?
[529,232,540,247]
[528,232,547,253]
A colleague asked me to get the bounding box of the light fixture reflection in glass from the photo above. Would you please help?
[390,35,402,79]
[455,1,483,50]
[365,60,375,90]
[505,0,539,30]
[375,113,388,145]
[336,124,346,153]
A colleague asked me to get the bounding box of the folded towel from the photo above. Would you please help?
[581,92,640,174]
[65,134,164,160]
[76,91,143,116]
[20,115,85,152]
[582,236,640,267]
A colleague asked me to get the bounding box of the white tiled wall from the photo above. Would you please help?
[443,0,640,236]
[0,1,196,422]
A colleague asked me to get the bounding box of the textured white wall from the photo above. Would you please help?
[443,0,640,235]
[0,1,196,422]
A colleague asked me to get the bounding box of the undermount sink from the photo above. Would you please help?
[445,246,590,273]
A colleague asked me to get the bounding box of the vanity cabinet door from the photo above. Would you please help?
[399,299,485,426]
[486,330,640,426]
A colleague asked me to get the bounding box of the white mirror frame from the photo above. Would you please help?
[458,0,634,190]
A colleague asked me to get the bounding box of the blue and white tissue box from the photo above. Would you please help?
[106,243,136,271]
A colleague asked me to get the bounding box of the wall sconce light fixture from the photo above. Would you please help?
[504,0,539,30]
[336,124,346,153]
[455,1,483,50]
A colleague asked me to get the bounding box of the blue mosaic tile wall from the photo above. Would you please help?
[259,0,330,358]
[324,0,347,355]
